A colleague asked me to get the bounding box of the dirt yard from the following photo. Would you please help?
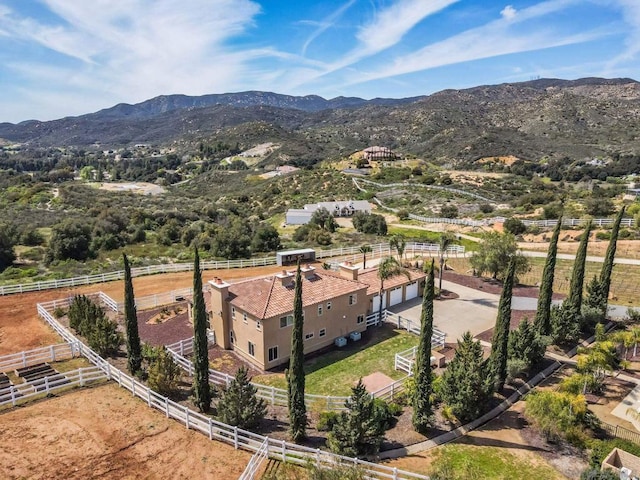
[0,264,284,355]
[0,383,251,480]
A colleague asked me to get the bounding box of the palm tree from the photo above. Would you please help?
[359,245,372,269]
[376,257,411,323]
[631,326,640,358]
[437,232,456,298]
[389,235,406,262]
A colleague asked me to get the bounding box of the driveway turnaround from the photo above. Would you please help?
[388,279,500,342]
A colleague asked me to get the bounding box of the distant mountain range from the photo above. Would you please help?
[1,77,639,165]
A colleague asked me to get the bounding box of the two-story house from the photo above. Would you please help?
[208,262,425,370]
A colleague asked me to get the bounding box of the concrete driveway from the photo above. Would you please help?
[389,280,634,346]
[388,279,500,342]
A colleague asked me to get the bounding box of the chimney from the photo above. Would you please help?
[301,264,316,280]
[276,270,294,287]
[208,277,231,349]
[339,261,359,281]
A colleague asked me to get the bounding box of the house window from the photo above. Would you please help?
[349,294,357,305]
[318,305,323,316]
[231,307,236,319]
[256,320,262,331]
[319,328,326,337]
[280,315,294,328]
[248,341,255,356]
[230,330,235,344]
[243,312,248,324]
[268,346,278,362]
[326,302,332,311]
[357,314,365,324]
[305,332,314,341]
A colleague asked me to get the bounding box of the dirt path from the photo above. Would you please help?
[0,383,251,480]
[0,264,284,355]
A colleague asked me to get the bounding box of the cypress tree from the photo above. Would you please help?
[488,256,516,392]
[534,216,562,335]
[567,220,593,314]
[412,260,435,433]
[192,248,211,412]
[288,260,307,442]
[123,254,142,374]
[598,207,626,314]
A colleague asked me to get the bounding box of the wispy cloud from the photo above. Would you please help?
[605,0,640,70]
[301,0,357,55]
[286,0,459,90]
[500,5,517,19]
[345,0,608,86]
[0,0,276,119]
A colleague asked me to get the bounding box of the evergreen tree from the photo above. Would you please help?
[147,345,181,396]
[441,332,492,423]
[551,303,582,345]
[488,257,516,391]
[217,367,267,429]
[534,216,562,335]
[588,207,626,316]
[508,318,546,369]
[327,380,386,457]
[412,260,435,433]
[123,254,142,374]
[567,221,593,314]
[192,248,211,413]
[86,312,123,357]
[288,260,307,442]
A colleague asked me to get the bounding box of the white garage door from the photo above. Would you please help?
[405,282,418,300]
[389,286,403,306]
[372,294,387,312]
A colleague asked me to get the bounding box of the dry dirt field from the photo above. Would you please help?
[0,383,251,480]
[0,264,284,355]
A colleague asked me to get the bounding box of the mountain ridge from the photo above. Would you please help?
[1,77,639,166]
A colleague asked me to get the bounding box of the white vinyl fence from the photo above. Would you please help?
[0,366,107,408]
[1,242,463,297]
[238,437,270,480]
[0,342,80,372]
[35,298,429,480]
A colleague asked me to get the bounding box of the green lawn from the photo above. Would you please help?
[253,325,419,397]
[401,444,566,480]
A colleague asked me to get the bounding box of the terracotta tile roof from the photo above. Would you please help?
[228,269,367,320]
[357,268,426,296]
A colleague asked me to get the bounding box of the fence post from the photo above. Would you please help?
[132,380,136,397]
[271,386,275,405]
[11,385,16,406]
[281,440,286,461]
[22,351,26,368]
[209,418,213,440]
[50,344,56,362]
[234,427,239,449]
[44,376,49,394]
[185,407,190,429]
[147,389,152,406]
[393,467,398,480]
[79,368,84,387]
[165,398,170,417]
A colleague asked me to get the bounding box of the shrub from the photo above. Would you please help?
[479,203,494,214]
[317,411,339,431]
[440,204,458,218]
[588,438,640,469]
[147,346,181,396]
[53,307,66,319]
[504,217,527,236]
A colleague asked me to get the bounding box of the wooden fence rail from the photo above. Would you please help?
[35,300,430,480]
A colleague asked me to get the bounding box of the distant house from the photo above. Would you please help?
[363,146,398,161]
[285,200,372,225]
[207,262,425,370]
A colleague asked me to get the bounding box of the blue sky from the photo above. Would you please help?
[0,0,639,122]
